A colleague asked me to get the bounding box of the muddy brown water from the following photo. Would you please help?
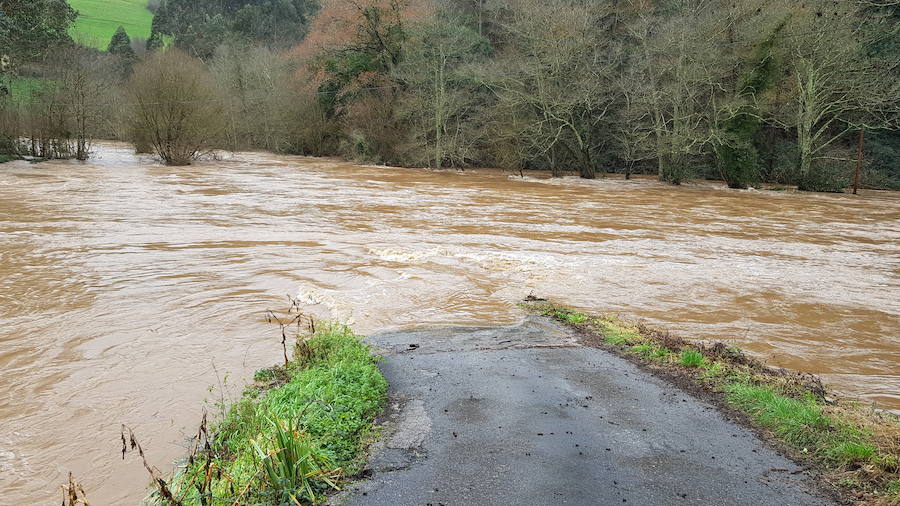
[1,142,898,504]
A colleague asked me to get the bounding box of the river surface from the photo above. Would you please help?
[1,143,898,504]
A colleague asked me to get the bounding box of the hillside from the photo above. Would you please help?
[68,0,154,48]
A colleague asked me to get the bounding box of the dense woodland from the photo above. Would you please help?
[1,0,899,190]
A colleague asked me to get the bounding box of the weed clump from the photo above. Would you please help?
[162,323,386,505]
[679,349,706,367]
[551,309,588,324]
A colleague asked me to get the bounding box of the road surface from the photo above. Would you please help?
[339,317,834,506]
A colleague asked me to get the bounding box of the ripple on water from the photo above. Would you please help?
[0,142,898,503]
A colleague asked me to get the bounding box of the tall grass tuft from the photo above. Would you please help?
[164,323,386,505]
[253,417,339,504]
[679,349,706,367]
[724,383,830,447]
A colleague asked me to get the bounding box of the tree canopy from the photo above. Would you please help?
[107,26,136,60]
[0,0,77,67]
[148,0,319,58]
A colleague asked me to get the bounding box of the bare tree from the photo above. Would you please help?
[126,50,225,165]
[482,0,621,179]
[614,68,656,180]
[54,46,113,160]
[211,43,293,152]
[623,0,735,184]
[772,0,899,190]
[395,13,487,168]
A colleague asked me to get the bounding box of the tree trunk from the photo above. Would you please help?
[852,128,864,195]
[579,147,595,179]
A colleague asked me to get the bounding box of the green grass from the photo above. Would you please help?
[630,343,669,359]
[551,310,588,324]
[723,382,882,469]
[827,441,876,466]
[68,0,154,49]
[724,383,831,446]
[679,349,706,367]
[593,316,642,346]
[886,480,900,506]
[164,324,387,505]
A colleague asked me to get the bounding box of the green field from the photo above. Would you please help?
[68,0,154,49]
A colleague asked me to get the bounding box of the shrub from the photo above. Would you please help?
[718,137,760,189]
[660,154,694,185]
[797,157,850,192]
[125,50,225,165]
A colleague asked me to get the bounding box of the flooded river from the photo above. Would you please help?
[1,143,898,503]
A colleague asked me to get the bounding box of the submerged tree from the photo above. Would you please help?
[714,16,789,189]
[126,50,225,165]
[775,1,899,191]
[211,43,294,151]
[56,46,115,160]
[623,0,735,185]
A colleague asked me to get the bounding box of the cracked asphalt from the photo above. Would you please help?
[338,317,835,506]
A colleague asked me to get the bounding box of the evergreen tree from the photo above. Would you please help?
[107,26,136,59]
[0,0,77,67]
[716,20,787,189]
[146,31,164,52]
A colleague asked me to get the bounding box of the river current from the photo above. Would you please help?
[1,143,897,503]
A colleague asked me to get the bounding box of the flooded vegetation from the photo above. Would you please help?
[1,144,898,503]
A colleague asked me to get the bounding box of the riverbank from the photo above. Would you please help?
[141,323,387,505]
[523,300,900,504]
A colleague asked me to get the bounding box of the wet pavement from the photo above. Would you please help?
[341,318,835,505]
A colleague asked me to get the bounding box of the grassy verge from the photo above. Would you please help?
[524,301,900,505]
[154,323,387,505]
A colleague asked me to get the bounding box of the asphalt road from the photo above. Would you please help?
[338,317,835,506]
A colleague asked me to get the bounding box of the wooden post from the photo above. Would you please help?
[853,128,865,195]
